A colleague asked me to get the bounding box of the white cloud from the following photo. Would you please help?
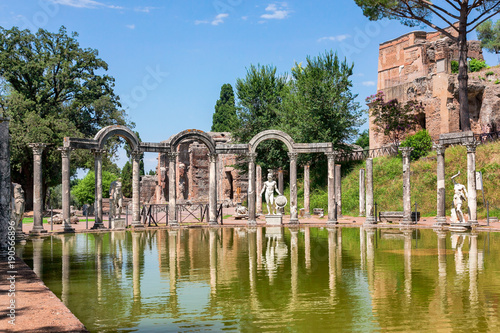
[317,34,351,42]
[50,0,123,9]
[196,13,229,26]
[134,6,157,13]
[126,24,135,30]
[261,3,290,20]
[362,81,376,86]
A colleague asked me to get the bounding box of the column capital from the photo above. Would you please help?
[208,152,218,163]
[433,143,446,155]
[247,152,257,163]
[91,148,106,157]
[325,152,338,161]
[29,143,48,155]
[57,146,72,158]
[465,140,479,153]
[287,152,298,162]
[167,152,179,162]
[131,150,142,160]
[398,146,414,158]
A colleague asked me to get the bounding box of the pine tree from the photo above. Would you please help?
[211,83,237,132]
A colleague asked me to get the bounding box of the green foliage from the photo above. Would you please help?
[121,161,132,198]
[451,60,459,74]
[399,129,433,161]
[477,19,500,58]
[72,170,118,206]
[355,130,369,149]
[366,91,423,144]
[495,79,500,84]
[0,26,131,205]
[469,58,488,72]
[211,83,238,132]
[486,71,495,76]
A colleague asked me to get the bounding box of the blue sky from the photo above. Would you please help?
[1,0,498,174]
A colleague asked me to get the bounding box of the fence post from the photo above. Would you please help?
[487,201,490,226]
[374,202,378,223]
[414,202,418,224]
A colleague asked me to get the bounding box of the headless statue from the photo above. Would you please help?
[451,171,468,223]
[109,179,123,218]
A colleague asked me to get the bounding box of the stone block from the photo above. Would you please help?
[379,211,420,223]
[439,131,474,146]
[313,208,324,216]
[111,218,126,230]
[265,215,282,225]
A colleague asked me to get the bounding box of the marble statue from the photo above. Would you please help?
[261,171,281,215]
[109,179,123,219]
[450,171,468,223]
[11,183,25,231]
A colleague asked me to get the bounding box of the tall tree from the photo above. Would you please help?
[211,83,238,132]
[0,26,131,208]
[477,19,500,63]
[354,0,500,132]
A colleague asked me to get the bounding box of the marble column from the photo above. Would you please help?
[334,164,342,218]
[359,169,365,216]
[168,152,178,226]
[289,152,299,224]
[465,141,479,225]
[29,143,47,234]
[278,168,284,194]
[326,152,337,224]
[434,144,447,225]
[256,165,262,214]
[208,153,218,225]
[400,147,414,224]
[365,158,376,224]
[131,151,142,227]
[59,147,75,232]
[304,164,311,218]
[91,149,106,229]
[248,153,257,225]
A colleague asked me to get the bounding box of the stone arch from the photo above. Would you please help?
[94,125,140,150]
[248,130,295,154]
[168,129,216,154]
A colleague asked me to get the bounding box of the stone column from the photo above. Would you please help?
[466,141,479,225]
[59,147,75,232]
[256,165,262,214]
[434,144,447,225]
[400,147,414,224]
[131,151,142,227]
[29,143,47,234]
[0,118,11,252]
[288,152,299,224]
[326,153,337,224]
[208,153,218,225]
[335,164,342,218]
[278,168,284,194]
[91,149,106,229]
[365,158,376,224]
[168,152,179,226]
[304,164,311,218]
[247,153,257,225]
[359,169,365,216]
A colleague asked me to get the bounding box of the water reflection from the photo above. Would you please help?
[19,228,500,332]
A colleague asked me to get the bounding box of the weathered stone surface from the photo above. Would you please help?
[0,118,10,252]
[379,211,420,223]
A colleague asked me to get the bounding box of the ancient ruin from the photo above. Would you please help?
[370,26,500,149]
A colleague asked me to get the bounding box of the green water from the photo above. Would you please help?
[18,227,500,332]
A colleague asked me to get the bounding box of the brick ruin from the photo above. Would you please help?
[370,25,500,149]
[142,132,248,205]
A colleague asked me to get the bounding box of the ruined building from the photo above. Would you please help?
[148,132,248,205]
[370,26,500,149]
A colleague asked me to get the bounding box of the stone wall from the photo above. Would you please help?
[370,26,489,149]
[0,118,10,252]
[153,132,248,205]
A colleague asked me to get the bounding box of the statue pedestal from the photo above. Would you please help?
[450,222,472,232]
[265,215,282,225]
[111,218,126,230]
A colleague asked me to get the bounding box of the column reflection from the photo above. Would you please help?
[304,227,311,270]
[61,234,74,306]
[32,238,44,279]
[403,230,412,302]
[209,229,218,294]
[290,228,299,305]
[264,227,288,284]
[328,227,337,301]
[93,233,104,303]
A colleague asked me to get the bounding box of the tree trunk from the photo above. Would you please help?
[458,10,471,132]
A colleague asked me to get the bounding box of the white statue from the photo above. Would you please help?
[11,183,25,232]
[261,171,281,215]
[451,171,468,223]
[109,179,123,219]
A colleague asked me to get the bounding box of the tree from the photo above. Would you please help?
[366,91,423,144]
[211,83,238,132]
[355,130,370,149]
[72,170,118,207]
[0,26,131,208]
[121,161,133,198]
[234,64,289,170]
[354,0,500,132]
[477,19,500,63]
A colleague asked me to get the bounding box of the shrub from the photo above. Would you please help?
[486,71,495,76]
[451,60,459,73]
[399,129,433,161]
[469,58,488,72]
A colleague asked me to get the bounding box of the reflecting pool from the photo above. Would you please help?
[18,227,500,332]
